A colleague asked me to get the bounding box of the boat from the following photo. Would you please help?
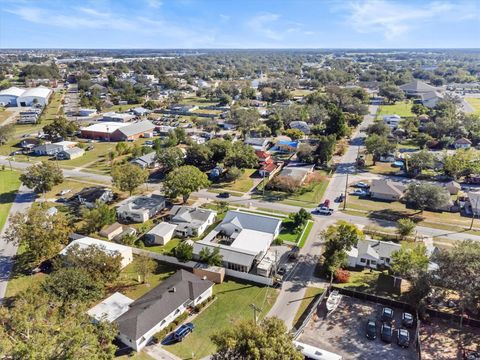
[326,290,342,312]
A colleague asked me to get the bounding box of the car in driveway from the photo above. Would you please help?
[397,328,410,348]
[323,199,331,207]
[380,323,394,343]
[350,189,367,196]
[402,312,414,328]
[366,319,377,340]
[354,182,369,188]
[315,206,333,215]
[173,323,194,342]
[381,307,394,323]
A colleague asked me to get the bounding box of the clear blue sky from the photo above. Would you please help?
[0,0,479,49]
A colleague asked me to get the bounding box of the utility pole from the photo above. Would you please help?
[343,173,349,211]
[250,304,262,325]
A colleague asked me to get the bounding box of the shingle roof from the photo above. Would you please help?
[400,80,436,93]
[115,270,213,340]
[220,210,282,235]
[370,179,405,197]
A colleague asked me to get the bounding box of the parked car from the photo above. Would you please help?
[58,189,71,196]
[355,182,369,188]
[173,323,194,342]
[350,189,367,196]
[397,328,410,348]
[277,265,287,276]
[323,199,330,207]
[381,307,394,323]
[366,319,377,340]
[335,194,344,203]
[218,192,231,198]
[315,206,333,215]
[380,323,393,343]
[402,312,414,328]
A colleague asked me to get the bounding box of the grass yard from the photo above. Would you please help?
[60,142,116,169]
[210,168,256,194]
[0,108,13,124]
[293,287,325,329]
[298,220,314,248]
[278,219,301,243]
[180,97,219,107]
[290,89,314,97]
[42,179,102,200]
[376,101,414,119]
[107,103,144,112]
[0,170,21,231]
[465,97,480,114]
[116,352,154,360]
[144,238,181,255]
[167,279,279,359]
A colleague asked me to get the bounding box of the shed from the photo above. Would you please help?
[146,222,177,245]
[100,222,124,241]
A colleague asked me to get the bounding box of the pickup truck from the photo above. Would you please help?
[315,206,334,215]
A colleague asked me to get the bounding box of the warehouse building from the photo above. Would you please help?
[0,87,25,106]
[80,120,155,141]
[0,86,52,107]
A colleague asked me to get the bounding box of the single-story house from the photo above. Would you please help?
[99,222,125,241]
[102,112,136,123]
[278,165,313,185]
[88,292,134,323]
[130,151,158,169]
[79,108,97,117]
[115,270,214,351]
[71,187,114,208]
[32,143,64,156]
[244,137,270,151]
[169,206,217,238]
[275,140,299,153]
[400,80,437,97]
[369,179,405,201]
[131,107,150,116]
[56,147,85,160]
[259,161,280,179]
[420,91,444,108]
[383,114,401,129]
[289,121,311,135]
[146,222,178,245]
[117,193,166,223]
[193,210,282,273]
[255,150,272,165]
[454,137,472,150]
[347,238,401,269]
[60,236,133,269]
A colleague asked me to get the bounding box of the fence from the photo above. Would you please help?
[292,287,329,340]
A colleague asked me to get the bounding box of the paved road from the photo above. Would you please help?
[0,185,36,303]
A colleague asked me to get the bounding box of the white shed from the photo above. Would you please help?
[146,222,177,245]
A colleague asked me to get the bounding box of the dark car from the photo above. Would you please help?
[381,307,394,323]
[218,192,230,198]
[173,323,194,342]
[402,312,414,328]
[335,194,344,203]
[380,323,393,343]
[366,319,377,340]
[397,328,410,348]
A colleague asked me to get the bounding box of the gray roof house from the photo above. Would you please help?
[369,179,405,201]
[347,238,402,269]
[193,210,282,273]
[115,270,214,351]
[56,147,85,160]
[117,193,166,223]
[130,151,158,169]
[169,206,217,238]
[32,143,64,156]
[244,137,270,151]
[289,121,311,135]
[400,80,437,97]
[146,222,178,245]
[71,187,114,208]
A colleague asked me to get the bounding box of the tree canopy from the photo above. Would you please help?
[20,161,64,193]
[111,162,148,196]
[163,165,210,203]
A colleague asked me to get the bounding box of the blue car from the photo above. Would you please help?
[173,323,194,342]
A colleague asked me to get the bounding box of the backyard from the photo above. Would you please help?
[0,170,21,231]
[209,168,257,195]
[376,100,415,119]
[465,97,480,114]
[278,219,313,248]
[166,279,279,359]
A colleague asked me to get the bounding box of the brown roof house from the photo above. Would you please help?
[369,179,405,201]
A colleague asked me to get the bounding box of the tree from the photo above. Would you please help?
[230,108,259,135]
[185,144,213,170]
[390,244,429,279]
[404,183,450,213]
[80,200,116,233]
[296,144,315,164]
[315,134,336,164]
[157,147,184,173]
[411,103,429,116]
[211,317,303,360]
[265,114,283,135]
[224,144,258,169]
[42,268,104,305]
[134,255,157,284]
[59,243,122,283]
[396,218,416,238]
[224,166,243,182]
[175,241,193,262]
[115,141,130,155]
[20,161,64,194]
[199,247,223,266]
[266,175,300,193]
[43,117,79,139]
[207,138,232,163]
[325,107,347,139]
[111,162,148,196]
[406,150,435,177]
[443,149,480,179]
[379,83,405,104]
[289,208,312,230]
[164,165,210,203]
[0,123,14,145]
[322,221,364,276]
[0,287,117,359]
[283,128,304,140]
[366,121,390,137]
[5,204,72,266]
[364,134,396,165]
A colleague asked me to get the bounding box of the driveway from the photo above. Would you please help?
[0,185,36,303]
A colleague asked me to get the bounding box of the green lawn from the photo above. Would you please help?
[180,97,219,107]
[377,101,414,119]
[107,103,144,112]
[60,142,116,169]
[298,220,314,248]
[144,238,181,255]
[210,168,256,194]
[0,108,12,124]
[116,352,154,360]
[0,170,21,232]
[167,279,279,359]
[293,287,324,329]
[42,179,99,199]
[466,98,480,115]
[278,219,301,243]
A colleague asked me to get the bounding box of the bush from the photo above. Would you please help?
[335,268,350,283]
[266,175,301,193]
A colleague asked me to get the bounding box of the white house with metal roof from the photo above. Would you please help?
[346,238,401,269]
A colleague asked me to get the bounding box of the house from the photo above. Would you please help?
[193,210,282,273]
[275,140,299,153]
[71,187,114,208]
[131,107,150,116]
[444,180,461,195]
[278,165,313,185]
[102,112,136,123]
[400,80,437,97]
[99,222,124,241]
[259,161,280,179]
[146,222,178,245]
[130,151,158,169]
[80,121,155,141]
[289,121,311,135]
[32,143,64,156]
[383,114,401,129]
[369,179,405,201]
[88,292,134,323]
[255,150,272,165]
[117,193,166,223]
[169,206,217,238]
[346,238,402,269]
[454,137,472,149]
[244,137,270,151]
[60,236,133,269]
[115,270,214,351]
[79,108,97,117]
[56,147,85,160]
[89,84,108,95]
[420,91,444,108]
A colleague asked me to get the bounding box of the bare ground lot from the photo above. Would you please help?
[420,318,480,360]
[299,295,418,360]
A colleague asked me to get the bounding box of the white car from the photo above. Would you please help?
[59,189,71,196]
[350,189,367,196]
[355,182,369,188]
[315,206,333,215]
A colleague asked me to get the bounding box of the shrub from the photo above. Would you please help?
[266,175,301,193]
[335,268,350,283]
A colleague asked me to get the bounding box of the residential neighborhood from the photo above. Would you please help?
[0,2,479,360]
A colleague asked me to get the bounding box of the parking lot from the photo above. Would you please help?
[299,295,418,360]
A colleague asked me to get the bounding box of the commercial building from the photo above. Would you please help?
[80,120,155,141]
[0,87,25,106]
[17,87,52,107]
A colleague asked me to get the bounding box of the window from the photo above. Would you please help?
[371,260,377,265]
[360,258,366,263]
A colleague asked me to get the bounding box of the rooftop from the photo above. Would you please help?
[87,292,134,323]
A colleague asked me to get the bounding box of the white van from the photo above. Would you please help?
[293,341,343,360]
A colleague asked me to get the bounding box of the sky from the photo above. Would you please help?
[0,0,479,49]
